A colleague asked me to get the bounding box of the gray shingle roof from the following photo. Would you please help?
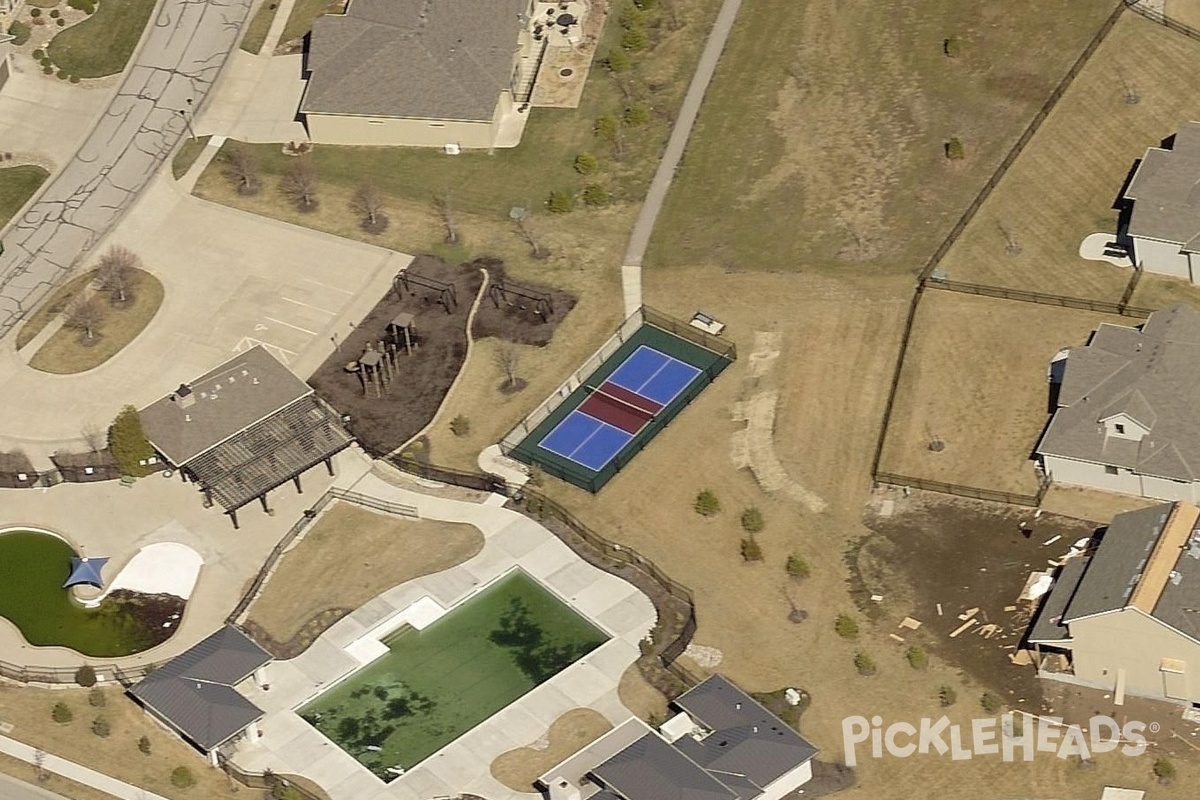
[1027,557,1088,644]
[129,626,271,752]
[1037,305,1200,481]
[1124,122,1200,250]
[140,346,313,467]
[673,675,818,790]
[591,733,738,800]
[301,0,525,122]
[1061,503,1171,622]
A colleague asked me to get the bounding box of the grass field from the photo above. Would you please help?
[489,708,613,791]
[278,0,341,48]
[47,0,158,78]
[28,269,163,374]
[879,292,1124,495]
[0,165,49,230]
[245,503,483,645]
[239,0,279,54]
[645,0,1120,273]
[938,11,1200,303]
[1166,0,1200,28]
[14,269,94,350]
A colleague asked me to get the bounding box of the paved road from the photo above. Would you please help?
[0,771,69,800]
[620,0,744,315]
[0,0,253,342]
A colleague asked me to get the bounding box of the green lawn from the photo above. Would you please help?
[239,0,280,54]
[171,135,211,179]
[47,0,158,78]
[29,269,164,374]
[0,165,49,230]
[645,0,1120,273]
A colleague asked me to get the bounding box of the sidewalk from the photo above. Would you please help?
[0,735,168,800]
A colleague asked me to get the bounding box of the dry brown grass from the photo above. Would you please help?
[245,502,483,643]
[617,663,669,721]
[489,708,613,791]
[0,751,120,800]
[1039,482,1164,524]
[880,292,1125,495]
[939,11,1200,303]
[0,686,248,800]
[1166,0,1200,28]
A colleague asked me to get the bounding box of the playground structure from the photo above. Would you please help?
[487,277,553,322]
[393,270,457,314]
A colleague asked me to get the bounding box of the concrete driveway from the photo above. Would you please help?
[0,66,112,170]
[196,52,309,143]
[0,0,253,341]
[0,176,409,461]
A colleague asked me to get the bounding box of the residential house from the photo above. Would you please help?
[300,0,589,149]
[1036,304,1200,502]
[1028,501,1200,704]
[1122,121,1200,281]
[128,625,272,765]
[539,674,817,800]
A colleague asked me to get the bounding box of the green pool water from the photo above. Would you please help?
[299,569,609,780]
[0,529,159,657]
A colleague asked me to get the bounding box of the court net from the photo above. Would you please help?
[585,384,657,423]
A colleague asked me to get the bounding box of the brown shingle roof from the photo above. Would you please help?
[301,0,525,122]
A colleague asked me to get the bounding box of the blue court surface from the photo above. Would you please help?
[538,346,702,471]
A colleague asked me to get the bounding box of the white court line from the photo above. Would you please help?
[302,277,354,295]
[280,296,337,315]
[611,345,702,403]
[264,316,318,335]
[539,412,633,471]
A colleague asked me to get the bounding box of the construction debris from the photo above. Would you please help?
[936,603,943,616]
[950,618,976,638]
[975,623,1001,639]
[958,607,979,621]
[1042,535,1062,546]
[898,617,922,631]
[1004,605,1017,612]
[1009,650,1033,666]
[888,633,905,643]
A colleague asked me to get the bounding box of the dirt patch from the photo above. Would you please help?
[471,259,578,346]
[861,493,1096,713]
[308,255,484,456]
[489,708,613,791]
[245,502,483,651]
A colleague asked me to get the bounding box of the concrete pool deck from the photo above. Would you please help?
[227,470,656,800]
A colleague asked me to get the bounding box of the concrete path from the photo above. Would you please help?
[0,770,69,800]
[229,469,654,800]
[0,734,168,800]
[0,0,254,342]
[619,0,744,315]
[259,0,300,55]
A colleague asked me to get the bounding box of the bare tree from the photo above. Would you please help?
[97,245,140,304]
[433,191,459,244]
[515,216,548,259]
[493,341,523,391]
[81,421,105,452]
[33,749,47,783]
[352,180,388,233]
[64,295,106,341]
[224,144,261,195]
[282,156,319,211]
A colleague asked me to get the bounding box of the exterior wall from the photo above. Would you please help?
[1070,610,1200,702]
[1132,235,1191,280]
[305,112,498,148]
[759,759,814,800]
[1042,454,1200,502]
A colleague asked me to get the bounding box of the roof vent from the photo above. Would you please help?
[177,383,196,409]
[1171,571,1183,586]
[185,414,192,423]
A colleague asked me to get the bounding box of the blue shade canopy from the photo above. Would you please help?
[64,556,109,589]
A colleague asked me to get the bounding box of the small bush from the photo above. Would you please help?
[170,766,195,789]
[594,114,619,142]
[52,702,73,724]
[42,65,54,74]
[943,35,962,58]
[905,646,927,670]
[137,735,152,755]
[621,27,649,52]
[623,103,651,127]
[938,685,957,707]
[68,0,97,13]
[694,489,720,516]
[573,152,599,175]
[29,8,41,17]
[56,17,65,25]
[854,653,877,676]
[91,716,110,738]
[70,74,80,83]
[57,69,69,80]
[75,665,97,687]
[88,687,105,707]
[740,506,764,534]
[980,692,1003,714]
[606,47,631,73]
[50,8,60,17]
[32,49,44,60]
[618,5,647,29]
[785,554,810,579]
[8,20,30,45]
[40,56,52,67]
[945,136,965,160]
[1154,756,1176,784]
[834,613,859,639]
[547,190,574,213]
[582,184,610,207]
[449,415,470,437]
[740,537,763,562]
